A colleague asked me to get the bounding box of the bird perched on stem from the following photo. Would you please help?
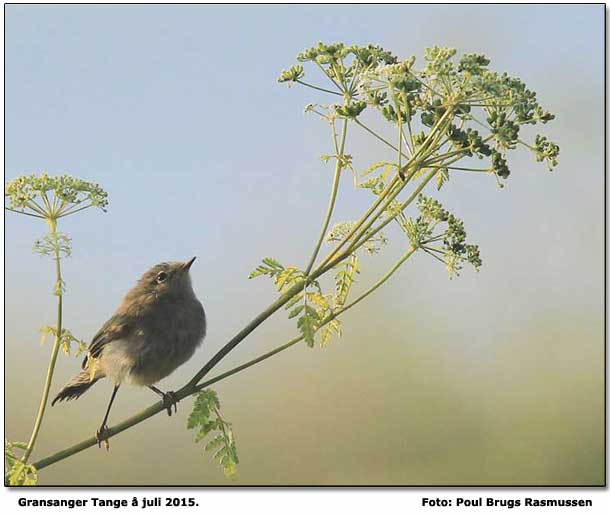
[52,257,206,448]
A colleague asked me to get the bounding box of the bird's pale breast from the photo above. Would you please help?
[99,295,206,386]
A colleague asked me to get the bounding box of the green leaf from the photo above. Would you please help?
[334,254,359,307]
[39,326,88,357]
[204,435,225,452]
[274,267,305,293]
[361,160,396,178]
[249,257,284,279]
[327,222,388,253]
[187,389,217,432]
[307,291,331,314]
[297,305,320,347]
[356,161,396,196]
[320,319,342,346]
[6,460,38,486]
[187,390,239,480]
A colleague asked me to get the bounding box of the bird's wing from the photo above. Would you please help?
[81,314,132,369]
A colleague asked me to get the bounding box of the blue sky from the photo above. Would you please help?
[5,4,603,321]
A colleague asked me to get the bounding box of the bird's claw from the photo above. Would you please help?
[161,391,179,417]
[96,425,110,451]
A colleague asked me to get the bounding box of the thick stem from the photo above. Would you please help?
[23,224,63,464]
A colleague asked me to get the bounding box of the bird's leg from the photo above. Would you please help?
[149,385,179,416]
[97,384,120,450]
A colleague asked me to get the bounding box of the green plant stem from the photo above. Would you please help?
[315,61,342,92]
[320,173,402,265]
[22,224,63,464]
[342,116,454,256]
[348,167,439,253]
[58,203,93,218]
[186,282,303,388]
[187,252,342,389]
[32,246,417,472]
[319,108,454,269]
[426,165,490,172]
[317,161,407,270]
[354,119,410,161]
[342,247,416,311]
[4,207,45,219]
[29,199,49,217]
[348,161,450,255]
[295,80,342,96]
[303,118,348,276]
[390,88,410,160]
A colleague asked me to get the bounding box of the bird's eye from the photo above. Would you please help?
[156,271,168,283]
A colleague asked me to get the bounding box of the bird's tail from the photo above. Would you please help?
[51,370,104,406]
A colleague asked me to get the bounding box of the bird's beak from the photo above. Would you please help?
[182,256,196,272]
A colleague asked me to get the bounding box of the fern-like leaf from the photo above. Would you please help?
[188,389,239,479]
[275,267,305,293]
[320,318,342,346]
[334,254,360,307]
[249,257,284,279]
[5,441,38,485]
[297,305,320,347]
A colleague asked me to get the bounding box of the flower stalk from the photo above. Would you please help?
[22,222,64,464]
[5,173,108,484]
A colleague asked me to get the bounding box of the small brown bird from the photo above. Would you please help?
[52,257,206,447]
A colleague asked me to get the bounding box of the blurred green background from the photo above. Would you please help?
[4,4,604,485]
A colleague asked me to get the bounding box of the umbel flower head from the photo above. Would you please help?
[5,172,108,220]
[279,42,560,184]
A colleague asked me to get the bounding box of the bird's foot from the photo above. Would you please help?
[161,391,179,417]
[149,386,179,416]
[96,425,110,451]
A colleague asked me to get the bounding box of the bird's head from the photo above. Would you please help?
[137,257,197,299]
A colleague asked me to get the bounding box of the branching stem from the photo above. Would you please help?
[319,107,454,270]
